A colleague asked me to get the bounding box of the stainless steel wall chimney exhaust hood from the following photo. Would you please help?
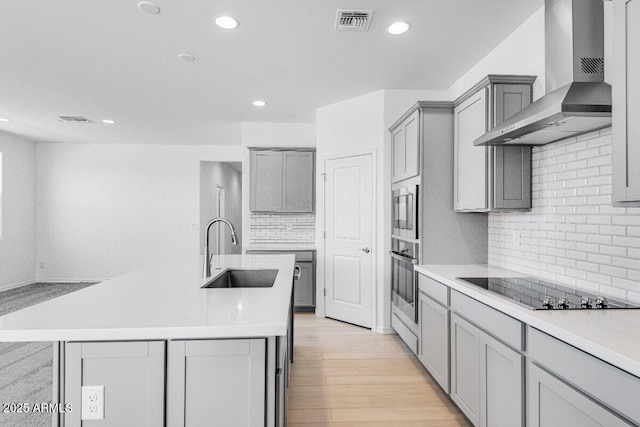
[475,0,611,146]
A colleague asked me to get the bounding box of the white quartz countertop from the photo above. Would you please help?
[244,244,316,251]
[416,264,640,378]
[0,254,295,342]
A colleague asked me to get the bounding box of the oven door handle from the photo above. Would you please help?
[389,251,418,264]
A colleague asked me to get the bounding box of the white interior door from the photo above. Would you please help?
[324,153,374,328]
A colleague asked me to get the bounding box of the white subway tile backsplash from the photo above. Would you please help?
[249,213,315,244]
[489,129,640,302]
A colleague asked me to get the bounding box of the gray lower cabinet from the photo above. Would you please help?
[479,327,523,427]
[250,149,315,213]
[294,262,314,307]
[453,75,535,212]
[528,327,640,426]
[450,313,523,427]
[418,291,450,393]
[613,0,640,203]
[64,341,165,427]
[450,313,481,425]
[528,364,631,427]
[247,250,315,311]
[167,339,266,427]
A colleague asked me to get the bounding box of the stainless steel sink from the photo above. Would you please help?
[202,268,278,289]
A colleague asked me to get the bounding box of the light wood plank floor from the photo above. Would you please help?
[287,314,471,427]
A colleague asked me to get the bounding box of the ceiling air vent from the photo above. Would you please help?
[581,57,604,74]
[335,10,374,32]
[57,116,95,124]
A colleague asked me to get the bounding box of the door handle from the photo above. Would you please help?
[293,265,302,280]
[360,247,371,253]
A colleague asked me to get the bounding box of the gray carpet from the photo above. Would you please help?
[0,283,96,427]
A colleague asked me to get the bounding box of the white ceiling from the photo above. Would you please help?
[0,0,542,146]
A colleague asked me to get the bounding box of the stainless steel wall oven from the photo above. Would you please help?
[390,238,419,323]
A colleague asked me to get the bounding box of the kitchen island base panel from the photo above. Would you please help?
[167,338,267,427]
[63,341,165,427]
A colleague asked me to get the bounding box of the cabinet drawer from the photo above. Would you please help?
[450,290,523,350]
[418,274,449,306]
[528,327,640,423]
[391,313,418,354]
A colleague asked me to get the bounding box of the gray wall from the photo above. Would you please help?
[200,162,242,255]
[0,131,36,289]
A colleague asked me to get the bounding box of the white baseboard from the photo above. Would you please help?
[35,278,107,283]
[375,326,396,335]
[0,279,36,293]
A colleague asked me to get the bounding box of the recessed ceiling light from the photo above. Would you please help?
[178,53,196,62]
[214,16,239,30]
[388,21,410,35]
[102,119,116,124]
[138,1,161,15]
[252,100,266,107]
[0,117,9,122]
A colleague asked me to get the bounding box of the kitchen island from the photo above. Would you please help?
[0,254,295,427]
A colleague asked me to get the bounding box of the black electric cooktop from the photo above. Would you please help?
[456,276,639,310]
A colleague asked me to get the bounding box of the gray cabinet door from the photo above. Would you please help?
[454,89,489,212]
[403,110,420,180]
[492,84,532,210]
[282,151,314,212]
[294,261,314,308]
[167,339,266,427]
[64,341,165,427]
[613,0,640,203]
[528,363,632,427]
[450,313,523,427]
[480,330,523,427]
[450,313,481,426]
[250,151,283,212]
[391,110,420,183]
[418,292,450,393]
[391,124,405,183]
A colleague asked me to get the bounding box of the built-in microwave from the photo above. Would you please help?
[392,185,419,240]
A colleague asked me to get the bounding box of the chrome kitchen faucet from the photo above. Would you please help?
[202,217,238,277]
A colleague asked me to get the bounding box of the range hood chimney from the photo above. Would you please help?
[475,0,611,146]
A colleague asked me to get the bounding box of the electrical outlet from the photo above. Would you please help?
[512,230,521,247]
[81,385,104,420]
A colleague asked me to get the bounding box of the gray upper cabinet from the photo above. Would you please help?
[391,109,420,183]
[454,75,535,212]
[282,151,314,212]
[250,149,315,213]
[613,0,640,203]
[251,150,283,212]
